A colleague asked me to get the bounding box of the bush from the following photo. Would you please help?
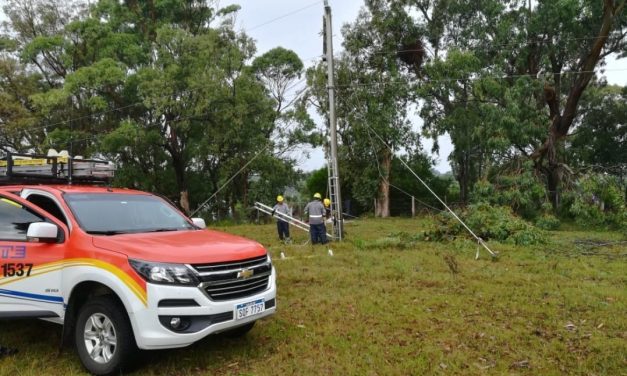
[566,174,626,230]
[472,163,548,220]
[424,203,546,246]
[535,214,561,230]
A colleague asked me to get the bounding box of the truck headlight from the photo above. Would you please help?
[129,259,199,286]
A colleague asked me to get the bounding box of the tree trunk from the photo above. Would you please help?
[375,149,391,217]
[179,191,190,215]
[242,172,249,210]
[456,151,470,205]
[532,0,622,210]
[164,123,190,214]
[174,165,190,214]
[230,200,238,221]
[169,142,189,214]
[546,165,560,210]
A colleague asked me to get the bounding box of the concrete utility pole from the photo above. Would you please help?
[323,0,343,240]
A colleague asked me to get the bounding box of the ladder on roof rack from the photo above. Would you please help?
[0,152,115,185]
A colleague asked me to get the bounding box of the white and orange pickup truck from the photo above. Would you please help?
[0,182,276,375]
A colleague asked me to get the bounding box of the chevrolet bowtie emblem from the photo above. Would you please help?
[237,269,254,279]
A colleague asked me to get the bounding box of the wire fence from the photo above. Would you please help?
[202,194,464,226]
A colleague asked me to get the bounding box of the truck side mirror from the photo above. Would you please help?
[27,222,59,243]
[191,218,206,229]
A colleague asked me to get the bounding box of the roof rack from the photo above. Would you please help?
[0,151,115,186]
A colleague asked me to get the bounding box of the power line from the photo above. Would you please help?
[362,35,626,59]
[6,90,300,152]
[0,1,324,134]
[190,142,272,217]
[247,1,323,32]
[340,67,492,252]
[10,37,619,135]
[333,68,627,90]
[341,69,444,215]
[189,104,307,217]
[0,75,310,136]
[365,122,498,259]
[361,118,444,213]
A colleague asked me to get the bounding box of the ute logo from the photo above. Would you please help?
[0,246,31,278]
[237,269,254,279]
[0,245,26,259]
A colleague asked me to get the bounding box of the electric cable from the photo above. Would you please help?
[247,1,323,32]
[365,123,498,259]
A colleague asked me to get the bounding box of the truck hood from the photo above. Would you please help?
[92,229,266,264]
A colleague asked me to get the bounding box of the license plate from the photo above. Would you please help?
[235,299,265,320]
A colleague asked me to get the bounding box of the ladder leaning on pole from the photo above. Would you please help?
[327,159,342,240]
[254,202,332,239]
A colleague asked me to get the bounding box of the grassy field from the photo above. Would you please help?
[1,217,625,375]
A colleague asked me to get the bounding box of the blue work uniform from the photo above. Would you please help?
[304,200,327,244]
[272,202,291,240]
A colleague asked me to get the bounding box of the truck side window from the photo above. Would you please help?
[0,198,45,241]
[26,194,69,227]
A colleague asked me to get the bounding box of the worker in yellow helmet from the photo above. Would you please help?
[323,198,332,221]
[272,195,290,242]
[304,193,327,244]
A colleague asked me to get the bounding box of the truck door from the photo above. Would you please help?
[0,192,67,319]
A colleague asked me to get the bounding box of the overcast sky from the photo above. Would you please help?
[223,0,626,173]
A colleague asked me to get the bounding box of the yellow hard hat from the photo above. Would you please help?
[277,195,284,202]
[313,192,322,199]
[323,198,331,207]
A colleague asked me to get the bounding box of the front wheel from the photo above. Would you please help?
[74,296,137,375]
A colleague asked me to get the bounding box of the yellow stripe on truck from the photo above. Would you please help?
[0,258,147,306]
[0,198,22,208]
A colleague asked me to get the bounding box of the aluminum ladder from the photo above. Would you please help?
[254,202,332,238]
[326,158,343,240]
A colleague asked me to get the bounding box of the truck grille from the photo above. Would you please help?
[191,255,272,301]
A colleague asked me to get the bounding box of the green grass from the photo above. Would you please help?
[1,218,626,375]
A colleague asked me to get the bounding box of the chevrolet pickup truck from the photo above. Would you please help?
[0,184,276,375]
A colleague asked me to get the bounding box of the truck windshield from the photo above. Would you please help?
[65,193,195,235]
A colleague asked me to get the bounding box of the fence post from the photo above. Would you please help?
[374,198,378,217]
[412,196,416,218]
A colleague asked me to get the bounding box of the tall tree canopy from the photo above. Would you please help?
[379,0,626,208]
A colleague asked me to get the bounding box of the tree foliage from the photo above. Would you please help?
[0,0,313,216]
[307,2,431,217]
[0,0,624,228]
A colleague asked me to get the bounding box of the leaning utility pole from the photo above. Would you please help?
[323,0,343,240]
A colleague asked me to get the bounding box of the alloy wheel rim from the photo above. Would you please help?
[83,313,117,364]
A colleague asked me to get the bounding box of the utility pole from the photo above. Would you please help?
[323,0,343,240]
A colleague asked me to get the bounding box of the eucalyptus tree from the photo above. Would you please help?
[525,0,626,207]
[0,0,295,215]
[94,2,277,213]
[569,85,627,176]
[307,1,423,217]
[243,47,318,209]
[388,0,625,209]
[1,0,82,153]
[0,38,45,153]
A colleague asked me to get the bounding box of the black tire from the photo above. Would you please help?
[74,296,137,375]
[223,321,256,338]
